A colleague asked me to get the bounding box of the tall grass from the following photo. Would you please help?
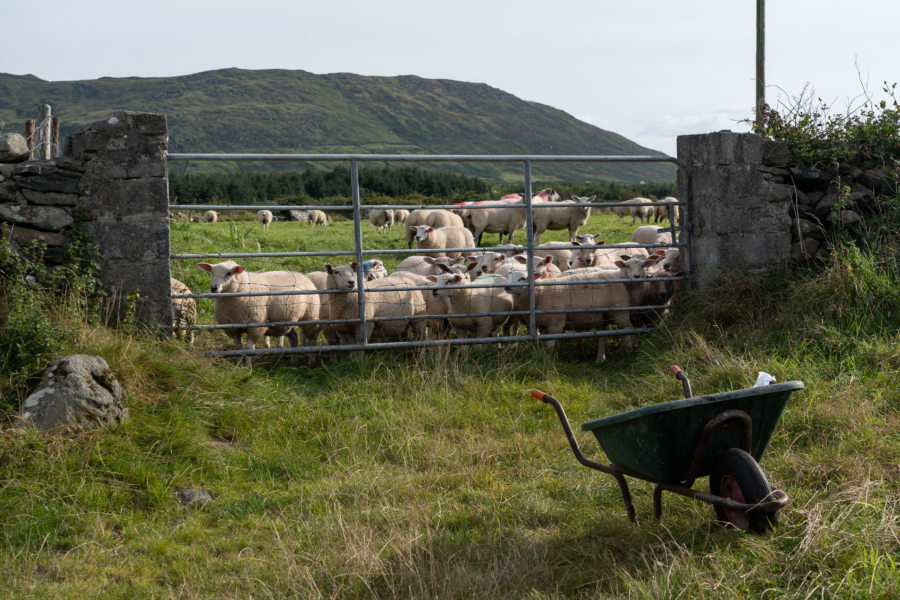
[1,212,898,598]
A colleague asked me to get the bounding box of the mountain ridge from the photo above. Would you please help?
[0,68,675,182]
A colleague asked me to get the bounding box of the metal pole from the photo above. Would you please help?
[524,160,536,339]
[756,0,765,116]
[350,159,368,347]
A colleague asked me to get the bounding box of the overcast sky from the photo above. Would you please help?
[2,0,897,156]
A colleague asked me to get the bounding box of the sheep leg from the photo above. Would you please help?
[595,336,608,363]
[285,328,300,366]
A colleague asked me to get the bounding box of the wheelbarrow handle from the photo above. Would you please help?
[669,365,693,398]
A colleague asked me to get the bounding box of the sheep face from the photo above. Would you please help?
[503,270,531,295]
[614,252,663,279]
[410,225,433,242]
[430,272,470,297]
[363,259,387,281]
[325,263,359,290]
[198,260,245,293]
[467,252,506,278]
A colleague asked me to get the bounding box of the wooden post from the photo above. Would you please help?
[52,116,61,158]
[38,104,52,160]
[25,119,35,158]
[756,0,765,117]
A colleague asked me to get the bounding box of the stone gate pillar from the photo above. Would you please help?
[677,131,795,290]
[65,111,172,328]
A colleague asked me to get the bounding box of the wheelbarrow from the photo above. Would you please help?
[532,366,805,533]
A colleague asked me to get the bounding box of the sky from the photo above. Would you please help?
[2,0,898,156]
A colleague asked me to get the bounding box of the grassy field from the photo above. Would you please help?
[1,209,898,599]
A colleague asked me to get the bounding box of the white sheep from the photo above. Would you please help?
[308,210,329,227]
[203,210,219,223]
[610,197,654,225]
[256,209,274,230]
[396,255,466,277]
[532,194,594,245]
[428,271,513,344]
[503,266,634,362]
[197,261,320,366]
[392,209,410,224]
[424,209,465,229]
[654,196,681,226]
[404,209,434,248]
[324,263,427,345]
[410,225,475,258]
[368,209,395,233]
[455,189,556,246]
[170,278,197,344]
[362,259,388,280]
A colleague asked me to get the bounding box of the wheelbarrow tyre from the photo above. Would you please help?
[709,448,778,534]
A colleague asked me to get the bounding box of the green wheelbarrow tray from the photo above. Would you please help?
[581,381,805,484]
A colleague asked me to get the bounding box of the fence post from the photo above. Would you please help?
[25,120,35,158]
[51,116,60,158]
[37,104,52,160]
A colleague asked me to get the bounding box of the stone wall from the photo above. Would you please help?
[0,111,173,328]
[677,131,796,290]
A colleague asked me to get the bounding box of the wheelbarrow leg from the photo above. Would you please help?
[532,390,637,523]
[653,485,664,521]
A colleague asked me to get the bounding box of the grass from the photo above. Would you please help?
[1,211,898,598]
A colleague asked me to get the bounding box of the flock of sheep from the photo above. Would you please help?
[171,191,684,364]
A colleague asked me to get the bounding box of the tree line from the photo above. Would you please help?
[169,165,677,205]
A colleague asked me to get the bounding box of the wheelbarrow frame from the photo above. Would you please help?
[533,375,803,529]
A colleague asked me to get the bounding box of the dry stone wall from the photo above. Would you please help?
[0,111,173,327]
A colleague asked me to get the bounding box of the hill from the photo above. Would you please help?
[0,68,675,183]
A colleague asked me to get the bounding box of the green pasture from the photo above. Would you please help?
[1,208,898,599]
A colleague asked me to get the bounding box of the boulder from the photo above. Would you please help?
[21,355,127,431]
[288,210,309,222]
[0,133,30,163]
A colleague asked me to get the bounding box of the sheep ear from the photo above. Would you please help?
[654,249,666,257]
[408,226,417,234]
[439,263,453,273]
[543,255,554,265]
[197,262,212,272]
[619,254,632,261]
[466,256,477,264]
[597,240,606,246]
[497,254,506,261]
[513,255,527,264]
[426,275,438,283]
[588,195,596,201]
[351,261,360,271]
[614,260,627,268]
[325,264,333,274]
[451,256,465,265]
[423,256,435,264]
[232,265,245,275]
[452,275,462,283]
[427,226,435,233]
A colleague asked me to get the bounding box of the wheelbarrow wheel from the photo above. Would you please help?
[709,448,778,534]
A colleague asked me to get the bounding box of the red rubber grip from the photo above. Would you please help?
[531,389,548,401]
[669,364,683,378]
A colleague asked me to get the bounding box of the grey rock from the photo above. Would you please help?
[8,225,69,248]
[288,210,309,222]
[763,141,793,167]
[789,165,833,186]
[791,238,821,263]
[21,189,78,206]
[794,218,826,240]
[21,355,127,431]
[175,489,212,508]
[829,209,861,227]
[0,203,74,230]
[0,133,30,163]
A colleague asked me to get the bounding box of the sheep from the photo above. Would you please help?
[308,210,329,227]
[455,188,557,246]
[170,278,197,344]
[396,255,466,277]
[404,209,433,248]
[503,266,634,362]
[362,259,387,280]
[410,225,475,258]
[203,210,219,223]
[197,261,320,366]
[392,209,410,224]
[428,271,513,344]
[467,251,561,279]
[568,234,650,269]
[654,196,681,225]
[389,271,452,338]
[629,267,684,327]
[368,209,395,233]
[425,209,465,229]
[532,194,594,245]
[324,263,427,345]
[256,209,274,230]
[631,225,666,245]
[610,197,654,225]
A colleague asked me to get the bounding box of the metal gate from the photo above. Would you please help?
[167,153,688,361]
